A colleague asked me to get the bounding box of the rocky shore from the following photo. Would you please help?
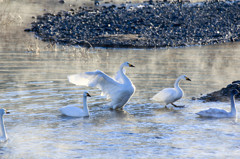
[25,1,240,48]
[197,81,240,102]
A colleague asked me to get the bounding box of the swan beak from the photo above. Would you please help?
[129,63,135,67]
[186,77,191,81]
[86,93,91,97]
[4,109,10,114]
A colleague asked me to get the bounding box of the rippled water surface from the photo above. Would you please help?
[0,0,240,158]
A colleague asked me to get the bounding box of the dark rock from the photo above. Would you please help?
[94,0,100,6]
[232,80,240,84]
[59,0,64,4]
[197,81,240,102]
[24,28,32,32]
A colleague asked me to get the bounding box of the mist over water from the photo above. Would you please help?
[1,0,240,158]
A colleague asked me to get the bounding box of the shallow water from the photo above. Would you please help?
[1,0,240,159]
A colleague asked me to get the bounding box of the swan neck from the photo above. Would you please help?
[120,63,125,70]
[119,65,130,84]
[0,115,7,140]
[230,94,237,115]
[83,96,89,116]
[174,77,182,91]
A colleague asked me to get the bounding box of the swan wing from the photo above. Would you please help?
[68,70,121,99]
[151,88,177,103]
[196,108,229,118]
[59,106,85,117]
[115,68,126,84]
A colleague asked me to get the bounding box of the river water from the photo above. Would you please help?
[0,0,240,159]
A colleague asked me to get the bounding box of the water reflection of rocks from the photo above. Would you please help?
[25,1,240,48]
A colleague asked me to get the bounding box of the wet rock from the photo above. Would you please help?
[197,81,240,102]
[26,1,240,48]
[59,0,64,4]
[24,28,32,32]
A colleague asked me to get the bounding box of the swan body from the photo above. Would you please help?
[0,109,9,142]
[59,92,91,117]
[68,62,135,110]
[151,75,191,107]
[196,89,239,118]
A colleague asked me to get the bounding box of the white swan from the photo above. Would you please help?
[59,92,91,117]
[151,75,191,108]
[0,109,9,142]
[196,89,239,118]
[68,62,135,110]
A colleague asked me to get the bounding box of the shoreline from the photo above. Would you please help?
[26,1,240,48]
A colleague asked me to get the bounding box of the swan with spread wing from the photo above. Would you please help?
[68,62,135,110]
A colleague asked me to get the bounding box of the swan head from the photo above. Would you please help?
[180,75,191,81]
[83,91,91,97]
[0,109,9,116]
[231,89,239,96]
[122,62,135,67]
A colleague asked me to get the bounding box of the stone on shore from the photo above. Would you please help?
[197,81,240,102]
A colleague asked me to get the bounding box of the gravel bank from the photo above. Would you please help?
[26,1,240,48]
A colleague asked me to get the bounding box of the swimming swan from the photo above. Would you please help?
[0,109,9,142]
[196,89,239,118]
[59,92,91,117]
[151,75,191,108]
[67,62,135,110]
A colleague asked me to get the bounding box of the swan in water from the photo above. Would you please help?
[0,109,9,142]
[196,89,239,118]
[68,62,135,110]
[59,92,91,117]
[151,75,191,108]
